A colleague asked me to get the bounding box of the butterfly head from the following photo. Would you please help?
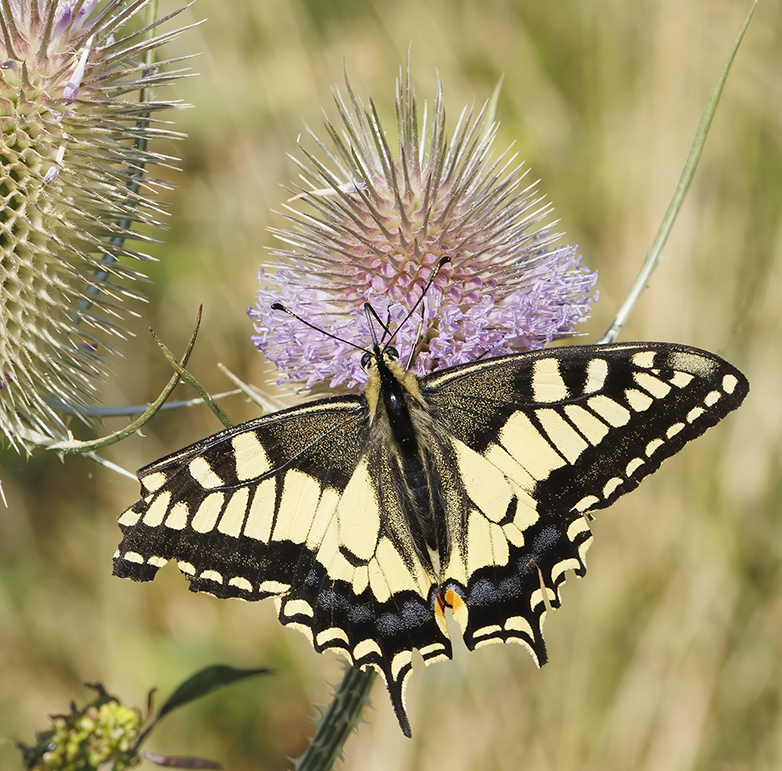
[361,342,425,424]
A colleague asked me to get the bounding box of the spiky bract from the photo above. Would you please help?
[0,0,189,448]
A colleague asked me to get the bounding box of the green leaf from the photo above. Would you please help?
[140,750,222,769]
[156,665,272,721]
[599,0,757,344]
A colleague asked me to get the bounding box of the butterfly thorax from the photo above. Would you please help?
[364,350,445,558]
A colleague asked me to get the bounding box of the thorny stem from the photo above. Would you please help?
[294,666,376,771]
[150,327,234,429]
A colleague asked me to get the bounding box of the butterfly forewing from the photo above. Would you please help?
[114,341,748,737]
[423,343,748,656]
[115,397,368,592]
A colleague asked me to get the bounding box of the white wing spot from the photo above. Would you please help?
[632,351,656,369]
[148,556,167,568]
[140,472,168,493]
[123,551,144,564]
[232,432,272,481]
[484,443,537,499]
[118,507,141,527]
[273,470,322,545]
[284,599,314,618]
[453,439,514,522]
[551,557,582,584]
[352,565,370,595]
[499,411,566,480]
[335,459,381,561]
[466,510,509,574]
[229,576,253,592]
[419,643,450,665]
[316,627,349,646]
[531,357,569,402]
[687,406,705,423]
[306,487,340,549]
[587,395,631,427]
[200,570,223,584]
[669,371,695,389]
[723,374,738,394]
[704,390,721,407]
[530,585,556,611]
[646,438,664,456]
[473,624,502,643]
[603,477,623,499]
[142,491,171,527]
[633,371,671,399]
[188,456,224,489]
[392,650,413,681]
[353,639,383,661]
[625,388,654,412]
[505,615,534,636]
[584,358,609,393]
[536,408,588,463]
[217,488,250,537]
[573,495,599,513]
[563,404,610,445]
[243,477,277,541]
[502,522,526,547]
[259,580,289,594]
[567,516,591,541]
[178,561,196,575]
[667,422,685,438]
[626,457,644,476]
[191,492,225,533]
[165,501,189,530]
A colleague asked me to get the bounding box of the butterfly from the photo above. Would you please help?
[114,337,747,736]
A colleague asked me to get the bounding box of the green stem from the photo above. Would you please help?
[294,667,377,771]
[149,328,234,429]
[44,305,202,454]
[599,1,756,344]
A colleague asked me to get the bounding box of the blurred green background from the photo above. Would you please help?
[2,0,780,769]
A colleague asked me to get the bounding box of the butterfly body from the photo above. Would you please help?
[114,342,748,736]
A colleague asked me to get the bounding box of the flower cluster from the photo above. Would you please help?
[18,692,141,771]
[249,70,597,391]
[0,0,188,449]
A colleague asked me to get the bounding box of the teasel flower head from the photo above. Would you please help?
[0,0,189,450]
[249,69,598,391]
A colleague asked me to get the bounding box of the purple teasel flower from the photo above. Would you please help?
[249,70,598,392]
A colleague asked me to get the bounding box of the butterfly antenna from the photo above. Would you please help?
[363,303,394,343]
[383,255,450,351]
[362,303,384,354]
[270,303,370,354]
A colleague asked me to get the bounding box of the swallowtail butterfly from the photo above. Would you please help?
[114,340,747,736]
